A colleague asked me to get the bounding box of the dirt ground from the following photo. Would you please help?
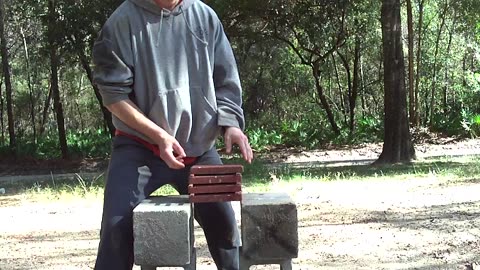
[1,138,480,270]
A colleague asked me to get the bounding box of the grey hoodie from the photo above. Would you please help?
[92,0,245,157]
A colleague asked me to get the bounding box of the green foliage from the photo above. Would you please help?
[246,128,283,151]
[461,111,480,138]
[356,115,383,141]
[66,129,112,158]
[10,129,111,159]
[246,114,339,150]
[431,70,480,137]
[431,108,480,138]
[246,114,384,151]
[2,0,480,160]
[279,120,326,148]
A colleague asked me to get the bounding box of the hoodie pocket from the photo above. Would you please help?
[147,87,219,145]
[147,88,186,136]
[190,87,219,144]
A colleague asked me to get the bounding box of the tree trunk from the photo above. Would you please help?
[51,44,68,159]
[0,0,16,155]
[376,0,416,164]
[462,51,468,88]
[350,36,361,134]
[48,0,68,159]
[406,0,416,126]
[360,52,367,116]
[0,79,4,146]
[332,54,348,126]
[77,50,115,137]
[429,1,449,127]
[20,25,37,146]
[337,51,353,132]
[442,12,456,113]
[76,75,86,131]
[337,38,361,135]
[39,86,52,136]
[414,0,425,126]
[313,62,341,136]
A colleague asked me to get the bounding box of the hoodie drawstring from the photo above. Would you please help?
[156,9,164,47]
[180,5,208,46]
[156,4,208,47]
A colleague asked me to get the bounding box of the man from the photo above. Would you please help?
[92,0,253,269]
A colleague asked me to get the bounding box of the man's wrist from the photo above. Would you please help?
[146,126,168,144]
[221,126,236,135]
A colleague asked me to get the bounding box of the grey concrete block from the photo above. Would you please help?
[241,193,298,260]
[140,247,197,270]
[133,196,193,266]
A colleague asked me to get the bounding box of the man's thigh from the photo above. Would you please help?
[103,136,167,214]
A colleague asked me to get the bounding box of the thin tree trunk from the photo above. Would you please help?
[337,51,353,132]
[462,51,468,87]
[376,0,415,164]
[0,0,16,155]
[414,0,425,126]
[50,46,68,158]
[313,62,341,136]
[360,52,367,116]
[337,38,361,135]
[0,79,4,145]
[350,36,361,134]
[77,50,115,137]
[429,1,449,127]
[332,54,348,126]
[442,13,456,113]
[406,0,416,125]
[20,25,37,146]
[327,61,333,104]
[48,0,68,159]
[76,74,86,131]
[39,86,52,136]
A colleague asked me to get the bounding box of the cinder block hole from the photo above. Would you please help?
[248,265,281,270]
[151,184,178,196]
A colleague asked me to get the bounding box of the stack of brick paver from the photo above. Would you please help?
[188,165,243,203]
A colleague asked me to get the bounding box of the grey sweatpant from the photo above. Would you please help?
[94,136,240,270]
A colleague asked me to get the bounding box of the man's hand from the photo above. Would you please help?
[107,100,187,169]
[154,131,187,169]
[224,127,253,164]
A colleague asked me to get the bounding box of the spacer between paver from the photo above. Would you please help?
[190,165,244,175]
[189,192,242,203]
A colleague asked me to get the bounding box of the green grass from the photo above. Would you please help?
[1,155,480,203]
[227,154,480,191]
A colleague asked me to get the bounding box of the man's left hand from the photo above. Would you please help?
[224,127,253,164]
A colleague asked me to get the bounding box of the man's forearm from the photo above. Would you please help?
[107,99,186,168]
[106,99,167,143]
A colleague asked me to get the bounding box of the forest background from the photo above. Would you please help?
[0,0,479,163]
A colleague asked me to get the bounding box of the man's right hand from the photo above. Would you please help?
[106,100,187,169]
[154,131,187,169]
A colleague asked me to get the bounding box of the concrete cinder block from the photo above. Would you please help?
[133,196,193,267]
[241,193,298,260]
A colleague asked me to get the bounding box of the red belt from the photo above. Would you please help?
[115,130,198,166]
